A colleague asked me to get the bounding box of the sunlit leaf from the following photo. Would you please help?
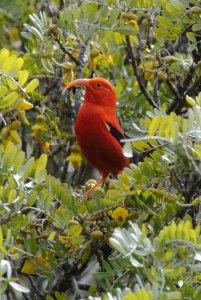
[25,78,39,93]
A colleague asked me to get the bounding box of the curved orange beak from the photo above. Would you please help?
[62,78,90,94]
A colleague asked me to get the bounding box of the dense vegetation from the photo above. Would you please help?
[0,0,201,299]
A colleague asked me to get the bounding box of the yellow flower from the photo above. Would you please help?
[16,99,33,110]
[66,152,82,169]
[42,141,50,153]
[31,123,47,140]
[111,207,128,225]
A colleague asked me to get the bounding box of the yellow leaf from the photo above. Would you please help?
[21,259,37,275]
[15,58,24,72]
[132,140,151,151]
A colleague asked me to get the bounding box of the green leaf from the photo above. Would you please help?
[113,26,136,35]
[186,32,197,43]
[187,43,197,52]
[157,16,174,28]
[10,214,29,227]
[21,157,35,181]
[25,78,39,93]
[25,238,37,254]
[35,154,48,179]
[0,86,7,97]
[0,92,18,109]
[68,224,82,237]
[153,28,168,41]
[2,142,18,172]
[13,151,26,173]
[27,191,38,206]
[192,22,201,32]
[107,7,120,27]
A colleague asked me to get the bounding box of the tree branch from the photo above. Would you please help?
[74,44,87,113]
[125,36,159,109]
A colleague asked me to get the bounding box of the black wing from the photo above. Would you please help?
[106,122,141,164]
[106,122,126,147]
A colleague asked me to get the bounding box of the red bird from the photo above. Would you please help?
[63,77,130,197]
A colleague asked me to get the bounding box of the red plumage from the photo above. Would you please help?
[63,77,130,197]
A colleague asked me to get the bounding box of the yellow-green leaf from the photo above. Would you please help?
[6,78,18,90]
[0,86,7,97]
[18,70,29,86]
[25,78,39,93]
[13,151,26,173]
[2,54,17,74]
[148,116,161,136]
[0,92,18,109]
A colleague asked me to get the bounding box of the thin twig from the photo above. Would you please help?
[54,36,78,64]
[125,36,159,109]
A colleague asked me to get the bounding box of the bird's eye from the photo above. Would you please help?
[96,83,103,88]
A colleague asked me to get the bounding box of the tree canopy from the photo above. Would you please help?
[1,0,201,299]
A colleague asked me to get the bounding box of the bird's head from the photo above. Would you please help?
[63,77,117,108]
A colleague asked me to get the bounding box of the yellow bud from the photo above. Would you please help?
[48,25,60,38]
[157,71,168,81]
[128,20,139,33]
[164,194,177,203]
[127,14,137,21]
[90,48,100,58]
[71,143,81,153]
[10,120,21,130]
[90,230,103,239]
[18,110,30,125]
[42,141,50,153]
[36,114,46,123]
[10,130,21,144]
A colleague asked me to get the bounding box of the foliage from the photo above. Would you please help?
[0,0,201,299]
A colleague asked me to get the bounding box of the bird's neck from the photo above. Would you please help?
[84,90,116,114]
